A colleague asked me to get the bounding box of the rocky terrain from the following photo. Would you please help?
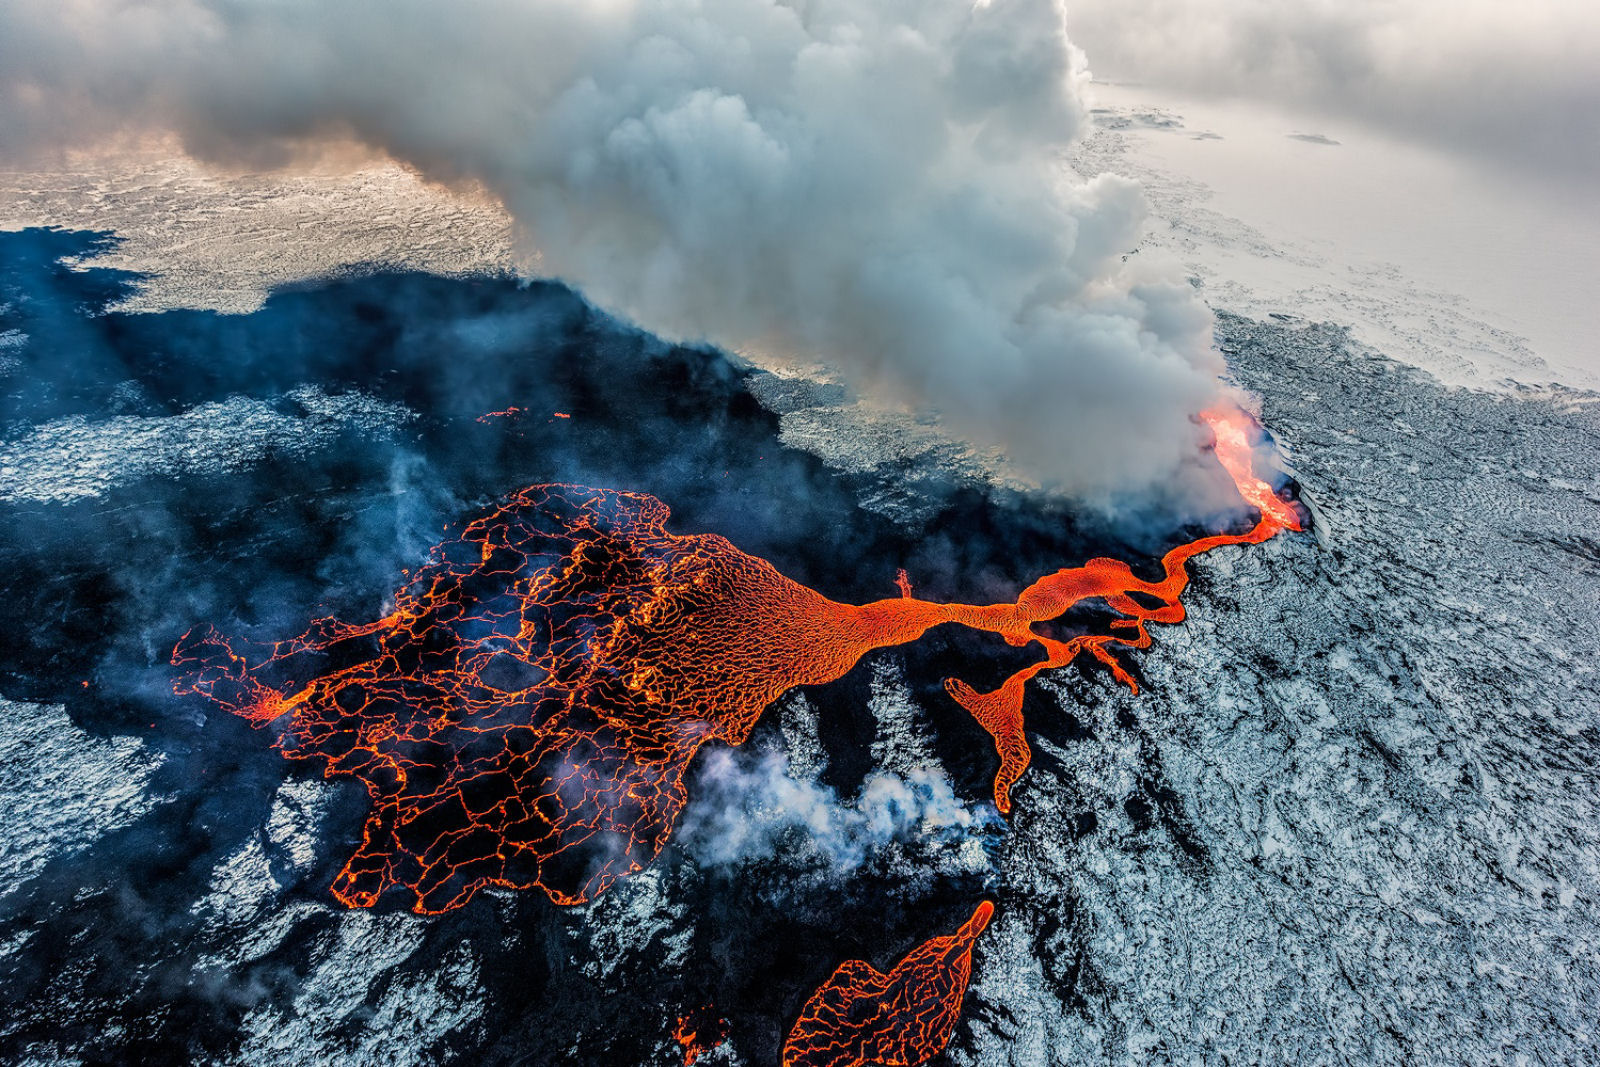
[0,226,1596,1064]
[954,313,1600,1065]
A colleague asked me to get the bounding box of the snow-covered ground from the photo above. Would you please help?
[0,145,514,315]
[1076,81,1600,392]
[2,104,1597,1065]
[954,313,1600,1066]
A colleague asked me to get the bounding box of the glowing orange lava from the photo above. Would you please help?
[782,900,993,1067]
[673,1004,729,1066]
[173,407,1298,911]
[1203,407,1302,533]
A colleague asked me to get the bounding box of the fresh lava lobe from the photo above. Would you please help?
[673,1004,729,1066]
[782,900,994,1067]
[172,408,1298,913]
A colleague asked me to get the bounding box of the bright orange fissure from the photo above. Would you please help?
[172,408,1297,914]
[783,900,994,1067]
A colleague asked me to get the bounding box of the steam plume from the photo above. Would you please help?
[0,0,1227,499]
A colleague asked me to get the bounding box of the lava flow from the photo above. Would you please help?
[173,408,1298,912]
[673,1004,729,1066]
[782,900,993,1067]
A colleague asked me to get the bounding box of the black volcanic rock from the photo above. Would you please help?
[2,233,1597,1065]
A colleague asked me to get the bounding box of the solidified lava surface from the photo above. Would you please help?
[172,411,1298,915]
[781,900,994,1067]
[9,233,1597,1065]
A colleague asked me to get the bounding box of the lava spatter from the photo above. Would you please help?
[174,409,1298,911]
[782,900,993,1067]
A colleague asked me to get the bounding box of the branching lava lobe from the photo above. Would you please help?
[172,408,1298,911]
[782,900,993,1067]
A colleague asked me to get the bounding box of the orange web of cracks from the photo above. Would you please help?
[673,1004,729,1066]
[782,900,994,1067]
[171,407,1298,913]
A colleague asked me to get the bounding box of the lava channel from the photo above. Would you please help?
[173,408,1298,912]
[782,900,994,1067]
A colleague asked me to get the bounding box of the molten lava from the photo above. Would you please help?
[673,1004,729,1066]
[895,568,914,599]
[173,407,1297,912]
[782,900,993,1067]
[1204,407,1302,533]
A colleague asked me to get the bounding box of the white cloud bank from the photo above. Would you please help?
[0,0,1233,503]
[1065,0,1600,184]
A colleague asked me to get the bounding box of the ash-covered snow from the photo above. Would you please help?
[778,692,828,782]
[948,313,1600,1066]
[0,151,514,315]
[225,914,481,1067]
[190,779,339,932]
[744,369,1018,522]
[0,697,166,891]
[183,776,488,1067]
[1071,83,1600,392]
[0,386,413,504]
[675,660,998,886]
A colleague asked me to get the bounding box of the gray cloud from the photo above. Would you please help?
[0,0,1235,501]
[1065,0,1600,183]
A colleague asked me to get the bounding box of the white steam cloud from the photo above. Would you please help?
[678,749,992,872]
[0,0,1229,498]
[1066,0,1600,184]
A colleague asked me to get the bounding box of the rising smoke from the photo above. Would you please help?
[0,0,1228,500]
[678,749,993,873]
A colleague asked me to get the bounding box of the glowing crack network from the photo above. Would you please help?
[783,900,994,1067]
[173,409,1298,915]
[673,1004,729,1066]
